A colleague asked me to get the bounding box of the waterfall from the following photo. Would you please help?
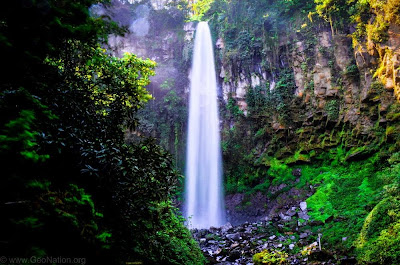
[185,22,225,229]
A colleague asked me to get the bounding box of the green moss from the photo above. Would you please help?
[268,158,295,185]
[356,195,400,264]
[253,249,288,265]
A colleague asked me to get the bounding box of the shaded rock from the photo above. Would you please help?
[221,222,233,234]
[206,233,215,240]
[210,226,219,233]
[292,168,302,177]
[300,233,308,239]
[226,233,241,241]
[228,250,241,261]
[286,207,297,217]
[279,212,292,222]
[309,249,334,261]
[298,211,310,220]
[340,256,357,264]
[310,220,324,226]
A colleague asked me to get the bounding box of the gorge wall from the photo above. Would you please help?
[203,1,400,227]
[102,1,400,260]
[103,0,400,218]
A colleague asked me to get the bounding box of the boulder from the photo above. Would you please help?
[226,233,241,241]
[300,202,307,211]
[221,222,233,234]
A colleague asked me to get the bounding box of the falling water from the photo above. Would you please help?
[185,22,225,229]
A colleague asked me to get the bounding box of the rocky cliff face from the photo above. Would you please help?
[207,6,400,223]
[97,0,194,170]
[101,0,400,226]
[216,27,398,136]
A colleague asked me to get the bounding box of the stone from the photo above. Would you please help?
[228,250,241,261]
[231,243,239,248]
[221,222,233,234]
[309,249,334,261]
[300,202,307,212]
[286,208,297,217]
[279,212,292,221]
[216,38,224,49]
[226,233,241,241]
[298,211,310,220]
[300,233,308,239]
[292,168,302,177]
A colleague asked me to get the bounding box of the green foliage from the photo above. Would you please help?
[325,100,339,121]
[355,163,400,264]
[349,0,400,46]
[0,109,49,162]
[314,0,349,33]
[132,201,205,265]
[246,85,268,115]
[268,158,295,185]
[227,97,244,118]
[190,0,215,21]
[344,64,360,81]
[302,152,392,250]
[253,249,288,265]
[0,0,202,263]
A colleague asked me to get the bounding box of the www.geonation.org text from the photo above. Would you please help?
[0,256,86,264]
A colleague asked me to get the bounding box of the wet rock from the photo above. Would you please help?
[310,220,324,226]
[309,249,334,261]
[198,229,210,237]
[226,233,241,241]
[340,256,357,264]
[286,207,297,217]
[300,202,307,211]
[279,212,292,221]
[221,222,233,234]
[210,226,219,233]
[193,211,344,264]
[292,168,302,177]
[228,250,241,261]
[206,233,215,240]
[300,232,308,239]
[298,211,310,220]
[231,243,239,248]
[298,220,307,227]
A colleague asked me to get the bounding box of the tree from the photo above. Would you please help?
[0,1,204,264]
